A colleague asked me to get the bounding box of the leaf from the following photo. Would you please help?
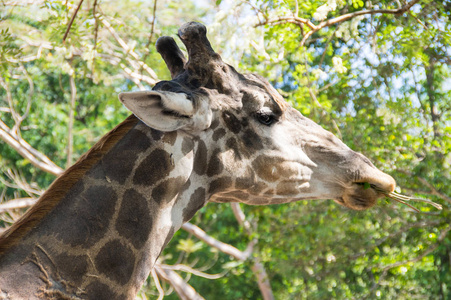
[176,239,204,254]
[222,261,244,269]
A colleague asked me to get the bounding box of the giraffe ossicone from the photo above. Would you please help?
[0,22,396,299]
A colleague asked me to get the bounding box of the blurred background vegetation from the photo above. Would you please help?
[0,0,450,299]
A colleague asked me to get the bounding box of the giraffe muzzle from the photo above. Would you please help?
[339,159,396,210]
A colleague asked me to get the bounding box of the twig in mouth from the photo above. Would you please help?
[370,184,443,212]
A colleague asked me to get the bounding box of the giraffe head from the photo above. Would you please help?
[119,22,395,211]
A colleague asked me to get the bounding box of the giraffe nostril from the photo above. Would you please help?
[353,166,396,195]
[334,197,345,205]
[357,175,396,195]
[347,150,397,194]
[354,181,395,197]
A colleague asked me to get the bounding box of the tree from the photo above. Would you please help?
[1,0,450,299]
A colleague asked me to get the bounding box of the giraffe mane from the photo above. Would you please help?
[0,115,139,255]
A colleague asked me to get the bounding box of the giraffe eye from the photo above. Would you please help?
[256,111,276,126]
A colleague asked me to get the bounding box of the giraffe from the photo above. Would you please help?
[0,22,396,299]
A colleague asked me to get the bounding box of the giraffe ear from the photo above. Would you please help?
[118,90,212,132]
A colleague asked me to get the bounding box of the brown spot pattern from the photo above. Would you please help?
[208,177,232,195]
[162,227,175,249]
[241,128,263,151]
[264,189,275,195]
[276,181,299,196]
[150,128,164,141]
[213,197,235,203]
[52,185,117,248]
[182,137,194,155]
[54,253,89,286]
[222,190,249,200]
[0,115,138,257]
[210,118,220,129]
[206,149,224,177]
[90,129,151,184]
[193,140,208,175]
[152,176,187,205]
[95,240,135,285]
[116,189,152,249]
[226,137,248,160]
[212,128,226,141]
[162,131,178,145]
[222,111,241,134]
[133,148,174,186]
[182,187,206,222]
[235,167,255,189]
[249,182,269,195]
[85,280,122,300]
[252,155,290,182]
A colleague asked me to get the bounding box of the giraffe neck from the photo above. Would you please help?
[0,120,208,299]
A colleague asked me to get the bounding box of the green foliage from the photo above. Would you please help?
[1,0,451,299]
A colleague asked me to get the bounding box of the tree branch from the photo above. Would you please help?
[256,16,317,30]
[2,168,43,197]
[316,0,420,29]
[230,203,275,300]
[231,202,252,234]
[379,225,450,273]
[92,0,100,53]
[17,38,157,87]
[397,169,451,204]
[251,261,273,298]
[159,263,226,280]
[425,59,441,139]
[0,198,37,213]
[2,0,45,6]
[256,0,421,46]
[140,0,158,74]
[63,0,85,43]
[150,268,165,300]
[0,120,64,176]
[101,18,158,83]
[11,64,34,134]
[66,72,77,168]
[0,77,20,133]
[155,265,205,300]
[181,222,250,261]
[364,224,451,299]
[349,220,443,260]
[417,177,451,204]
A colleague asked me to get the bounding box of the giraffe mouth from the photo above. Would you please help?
[335,182,392,210]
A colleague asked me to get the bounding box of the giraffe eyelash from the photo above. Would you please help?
[255,110,277,126]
